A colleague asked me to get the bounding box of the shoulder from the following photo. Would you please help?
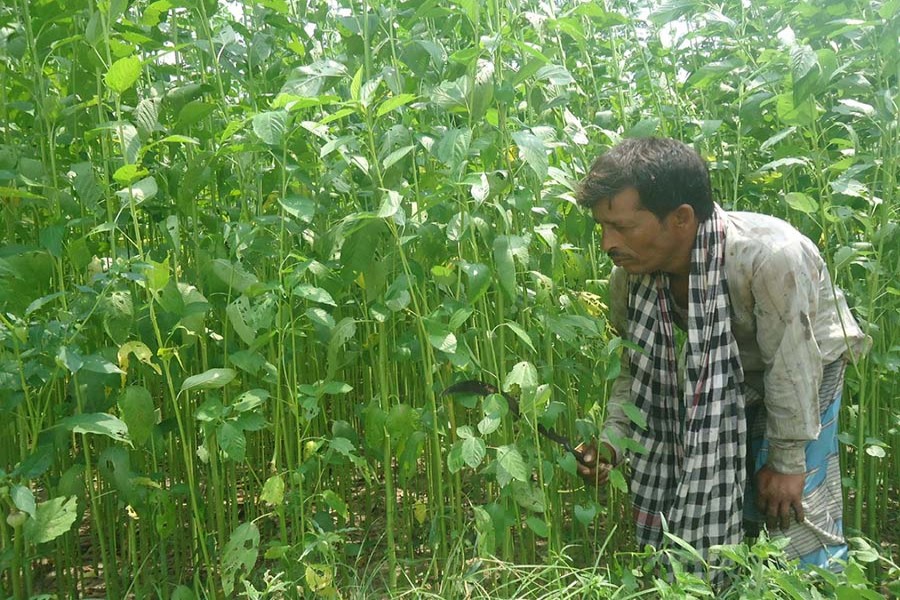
[723,211,824,275]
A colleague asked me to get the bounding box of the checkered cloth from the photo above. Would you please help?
[626,204,747,556]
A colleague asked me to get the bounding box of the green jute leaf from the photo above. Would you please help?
[462,436,486,469]
[118,386,156,447]
[221,522,260,596]
[496,445,528,487]
[105,55,142,94]
[180,368,237,392]
[260,475,285,506]
[59,413,132,445]
[24,496,78,544]
[511,130,548,181]
[784,192,818,214]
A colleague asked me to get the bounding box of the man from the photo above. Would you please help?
[575,137,869,569]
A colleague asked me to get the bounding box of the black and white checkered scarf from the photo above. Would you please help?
[626,204,747,556]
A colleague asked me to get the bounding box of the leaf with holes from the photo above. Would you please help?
[221,522,260,596]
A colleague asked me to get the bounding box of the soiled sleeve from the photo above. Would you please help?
[599,267,633,464]
[752,244,824,474]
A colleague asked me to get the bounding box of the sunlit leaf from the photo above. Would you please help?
[776,93,817,126]
[425,320,457,353]
[784,192,818,214]
[118,341,160,375]
[115,176,158,206]
[260,475,285,506]
[12,486,36,519]
[511,130,548,180]
[496,445,528,486]
[534,64,574,86]
[504,361,538,395]
[23,496,78,544]
[142,1,173,27]
[377,190,403,218]
[834,99,876,118]
[382,145,415,171]
[462,436,486,468]
[501,321,536,354]
[376,93,417,118]
[59,413,131,445]
[252,110,289,145]
[180,368,237,392]
[293,284,337,306]
[105,56,142,94]
[304,564,334,594]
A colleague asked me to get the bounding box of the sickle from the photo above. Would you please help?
[441,380,590,467]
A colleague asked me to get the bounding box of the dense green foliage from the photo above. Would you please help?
[1,0,898,597]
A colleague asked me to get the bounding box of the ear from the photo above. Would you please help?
[670,204,696,229]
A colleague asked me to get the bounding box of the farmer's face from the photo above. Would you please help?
[591,187,692,276]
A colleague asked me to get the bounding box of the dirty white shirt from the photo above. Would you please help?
[602,211,870,474]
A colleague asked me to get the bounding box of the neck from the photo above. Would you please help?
[665,232,697,278]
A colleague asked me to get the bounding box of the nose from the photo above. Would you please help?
[600,227,619,253]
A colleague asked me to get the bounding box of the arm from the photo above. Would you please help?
[599,267,634,465]
[578,267,633,483]
[751,244,823,474]
[751,243,824,528]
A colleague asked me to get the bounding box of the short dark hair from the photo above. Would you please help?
[577,137,714,221]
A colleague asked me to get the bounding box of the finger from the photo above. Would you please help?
[779,502,792,531]
[766,512,777,532]
[763,499,778,531]
[792,499,805,524]
[597,466,610,485]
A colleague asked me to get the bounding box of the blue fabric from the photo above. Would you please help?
[744,388,847,570]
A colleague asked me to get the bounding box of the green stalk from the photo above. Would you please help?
[148,301,215,595]
[377,320,398,589]
[207,431,226,548]
[3,515,24,600]
[81,433,119,598]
